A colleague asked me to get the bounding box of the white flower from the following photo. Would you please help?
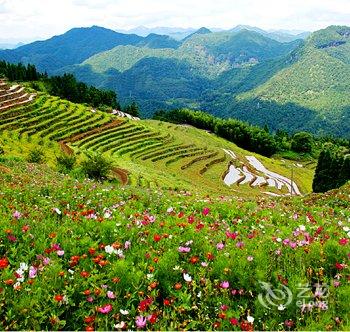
[104,245,114,254]
[197,291,202,298]
[120,309,129,315]
[343,226,349,232]
[103,210,112,219]
[19,262,28,271]
[173,265,181,271]
[167,207,174,213]
[247,315,254,323]
[53,208,62,215]
[299,225,306,231]
[13,282,21,289]
[68,269,75,274]
[183,273,192,282]
[276,238,282,242]
[114,322,126,329]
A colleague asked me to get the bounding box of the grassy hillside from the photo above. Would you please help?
[0,81,314,197]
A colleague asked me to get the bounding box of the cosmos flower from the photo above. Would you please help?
[97,304,113,314]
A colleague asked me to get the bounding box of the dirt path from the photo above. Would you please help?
[111,167,129,186]
[62,119,123,144]
[59,141,74,155]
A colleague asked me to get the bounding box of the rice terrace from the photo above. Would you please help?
[0,1,349,331]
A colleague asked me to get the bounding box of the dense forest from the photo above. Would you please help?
[0,60,119,109]
[313,144,350,192]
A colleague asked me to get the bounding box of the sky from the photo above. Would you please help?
[0,0,350,42]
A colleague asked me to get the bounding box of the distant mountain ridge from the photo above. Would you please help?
[0,25,348,137]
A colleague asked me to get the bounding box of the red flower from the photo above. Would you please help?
[88,248,96,255]
[163,299,171,306]
[339,238,349,246]
[240,321,254,331]
[335,262,346,270]
[148,313,157,324]
[230,318,239,326]
[80,271,90,278]
[0,257,9,269]
[189,256,199,264]
[138,297,153,312]
[206,252,215,260]
[153,234,161,242]
[54,294,64,302]
[84,316,95,324]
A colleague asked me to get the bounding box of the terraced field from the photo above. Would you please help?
[0,80,315,195]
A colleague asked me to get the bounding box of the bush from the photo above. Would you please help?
[56,153,76,172]
[27,147,45,163]
[291,132,313,153]
[81,153,112,180]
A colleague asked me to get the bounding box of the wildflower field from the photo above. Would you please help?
[0,159,349,331]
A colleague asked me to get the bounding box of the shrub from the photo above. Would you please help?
[291,132,313,153]
[27,147,45,163]
[56,153,76,172]
[81,153,112,180]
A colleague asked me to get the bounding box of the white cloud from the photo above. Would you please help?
[0,0,349,41]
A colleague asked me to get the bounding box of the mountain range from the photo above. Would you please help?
[0,24,349,137]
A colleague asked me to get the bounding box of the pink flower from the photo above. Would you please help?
[13,211,22,220]
[333,281,340,287]
[135,315,147,328]
[107,291,116,299]
[57,250,65,256]
[178,246,191,253]
[289,242,297,249]
[202,207,210,216]
[43,257,50,265]
[236,241,244,249]
[124,241,131,250]
[97,304,113,314]
[87,296,94,303]
[29,266,37,278]
[216,242,225,250]
[220,281,230,289]
[339,238,349,246]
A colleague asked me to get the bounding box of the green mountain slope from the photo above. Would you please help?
[233,26,350,136]
[62,30,300,115]
[0,26,179,73]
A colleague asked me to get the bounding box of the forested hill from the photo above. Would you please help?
[230,25,350,137]
[0,26,179,73]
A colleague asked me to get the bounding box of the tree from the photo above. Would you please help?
[124,102,140,117]
[291,132,313,153]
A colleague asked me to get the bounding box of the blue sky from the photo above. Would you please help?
[0,0,349,42]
